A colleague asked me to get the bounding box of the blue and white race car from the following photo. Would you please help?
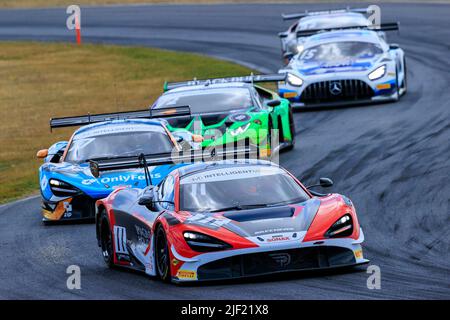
[37,109,198,223]
[278,8,384,64]
[278,27,406,108]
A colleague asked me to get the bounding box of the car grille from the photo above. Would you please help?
[300,80,374,104]
[197,246,355,280]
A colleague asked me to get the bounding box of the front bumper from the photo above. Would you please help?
[279,74,398,108]
[41,195,96,222]
[290,94,398,109]
[171,228,368,283]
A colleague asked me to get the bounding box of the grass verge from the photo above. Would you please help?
[0,42,252,203]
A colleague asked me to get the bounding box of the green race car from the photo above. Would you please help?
[152,74,295,158]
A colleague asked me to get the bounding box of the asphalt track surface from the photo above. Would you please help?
[0,3,449,299]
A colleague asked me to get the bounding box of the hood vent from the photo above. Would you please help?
[223,206,295,222]
[200,113,229,126]
[165,116,193,129]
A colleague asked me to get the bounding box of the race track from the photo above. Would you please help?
[0,2,449,299]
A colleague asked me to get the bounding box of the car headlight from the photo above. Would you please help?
[49,179,80,197]
[325,214,353,238]
[229,123,251,137]
[183,231,231,252]
[287,73,303,86]
[368,65,386,81]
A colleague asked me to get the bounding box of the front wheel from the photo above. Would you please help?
[394,68,400,101]
[400,57,407,95]
[99,210,114,268]
[284,109,296,151]
[155,224,171,282]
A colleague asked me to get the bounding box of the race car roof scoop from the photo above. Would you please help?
[223,206,295,222]
[296,22,399,37]
[49,106,191,130]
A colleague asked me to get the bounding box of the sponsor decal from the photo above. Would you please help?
[114,226,129,254]
[116,253,131,262]
[76,124,166,139]
[41,175,49,190]
[376,83,391,90]
[254,227,294,236]
[185,213,231,229]
[135,225,151,245]
[283,92,297,98]
[172,258,180,266]
[81,173,162,186]
[267,235,290,243]
[43,198,73,220]
[229,113,251,123]
[63,201,73,218]
[354,248,364,259]
[176,270,196,279]
[269,253,291,267]
[182,166,279,184]
[81,179,96,185]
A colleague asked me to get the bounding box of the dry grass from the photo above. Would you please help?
[0,42,251,203]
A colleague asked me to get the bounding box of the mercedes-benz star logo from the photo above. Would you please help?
[329,81,342,95]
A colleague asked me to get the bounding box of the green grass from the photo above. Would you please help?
[0,42,252,203]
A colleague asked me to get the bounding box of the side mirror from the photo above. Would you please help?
[305,177,334,197]
[138,194,154,206]
[36,149,48,159]
[267,99,281,107]
[138,186,156,208]
[319,177,333,188]
[389,43,400,50]
[306,177,334,189]
[191,134,204,143]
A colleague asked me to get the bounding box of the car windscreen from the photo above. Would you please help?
[179,166,310,212]
[65,131,174,163]
[153,88,254,114]
[298,41,383,63]
[297,16,369,31]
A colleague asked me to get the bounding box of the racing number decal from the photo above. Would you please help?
[114,226,129,254]
[63,201,73,218]
[300,49,316,60]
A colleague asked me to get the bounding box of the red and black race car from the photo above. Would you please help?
[95,155,368,283]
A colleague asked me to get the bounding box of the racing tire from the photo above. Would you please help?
[155,224,171,282]
[284,109,296,151]
[99,210,114,268]
[394,68,400,101]
[263,118,273,159]
[400,57,407,96]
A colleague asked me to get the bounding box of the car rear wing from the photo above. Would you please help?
[164,74,287,91]
[295,22,400,37]
[49,106,191,130]
[89,145,258,178]
[282,7,370,20]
